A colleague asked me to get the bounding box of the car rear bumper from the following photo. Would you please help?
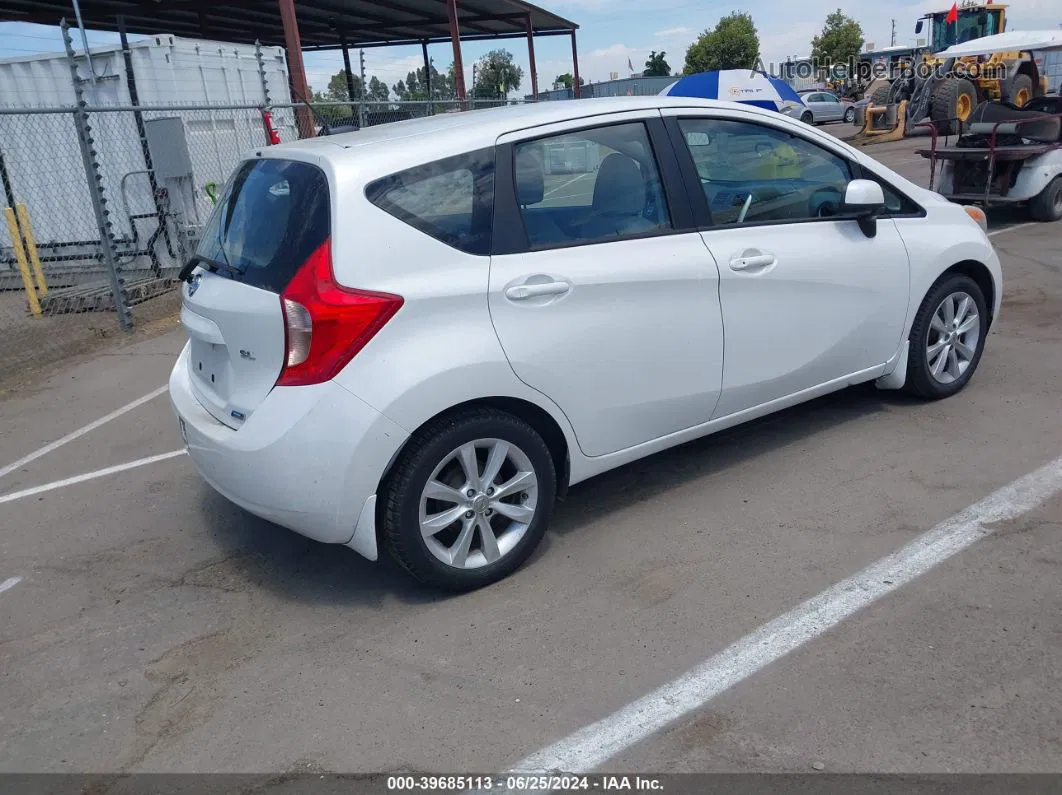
[168,342,408,548]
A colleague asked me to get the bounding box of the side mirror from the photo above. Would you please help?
[843,179,886,237]
[915,19,924,34]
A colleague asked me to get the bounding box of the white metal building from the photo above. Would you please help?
[0,36,292,277]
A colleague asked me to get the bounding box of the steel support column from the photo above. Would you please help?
[422,40,431,100]
[446,0,467,104]
[525,15,538,99]
[276,0,315,137]
[339,28,357,101]
[571,30,581,98]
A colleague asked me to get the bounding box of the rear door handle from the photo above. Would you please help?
[730,252,776,271]
[505,281,571,300]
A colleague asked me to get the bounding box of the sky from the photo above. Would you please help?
[0,0,1059,99]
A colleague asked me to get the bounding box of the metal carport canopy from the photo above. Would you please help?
[0,0,582,115]
[0,0,578,49]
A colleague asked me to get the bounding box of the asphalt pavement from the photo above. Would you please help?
[0,132,1060,778]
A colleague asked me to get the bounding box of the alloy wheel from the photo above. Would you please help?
[418,439,539,570]
[926,291,981,385]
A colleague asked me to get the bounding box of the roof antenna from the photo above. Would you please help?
[70,0,98,84]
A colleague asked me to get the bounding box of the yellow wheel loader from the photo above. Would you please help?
[849,2,1049,145]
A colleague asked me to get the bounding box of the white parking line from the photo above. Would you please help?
[501,454,1062,780]
[0,450,186,505]
[544,173,590,198]
[0,576,22,595]
[988,222,1037,238]
[0,385,168,480]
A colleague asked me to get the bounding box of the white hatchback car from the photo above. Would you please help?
[170,97,1002,591]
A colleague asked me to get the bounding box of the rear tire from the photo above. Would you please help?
[1029,176,1062,222]
[930,77,978,135]
[904,274,988,400]
[381,408,557,592]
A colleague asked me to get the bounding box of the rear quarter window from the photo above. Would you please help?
[196,158,330,293]
[365,148,495,256]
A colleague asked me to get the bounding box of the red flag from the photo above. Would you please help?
[946,2,959,23]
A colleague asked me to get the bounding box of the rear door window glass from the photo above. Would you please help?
[365,148,495,256]
[512,122,672,248]
[196,158,329,294]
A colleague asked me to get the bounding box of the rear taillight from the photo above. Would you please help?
[276,239,403,387]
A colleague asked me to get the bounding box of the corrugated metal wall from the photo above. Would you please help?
[531,75,676,101]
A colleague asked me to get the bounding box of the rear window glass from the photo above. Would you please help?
[365,148,495,256]
[196,158,330,293]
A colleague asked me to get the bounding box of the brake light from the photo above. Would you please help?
[276,239,403,387]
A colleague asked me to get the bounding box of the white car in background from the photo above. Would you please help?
[170,97,1002,591]
[798,89,858,124]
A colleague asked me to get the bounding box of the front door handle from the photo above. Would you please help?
[730,252,776,271]
[505,281,571,300]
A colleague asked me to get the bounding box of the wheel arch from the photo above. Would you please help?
[940,259,997,330]
[377,396,572,506]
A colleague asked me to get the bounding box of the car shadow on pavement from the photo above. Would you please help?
[539,383,908,550]
[195,383,913,603]
[195,489,444,608]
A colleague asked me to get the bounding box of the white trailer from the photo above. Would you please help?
[0,35,294,284]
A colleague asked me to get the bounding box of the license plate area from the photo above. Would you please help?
[189,340,232,402]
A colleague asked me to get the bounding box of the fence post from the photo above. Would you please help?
[62,19,133,331]
[255,40,272,109]
[358,49,366,130]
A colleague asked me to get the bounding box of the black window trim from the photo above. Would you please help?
[490,115,697,256]
[663,114,927,231]
[364,146,496,257]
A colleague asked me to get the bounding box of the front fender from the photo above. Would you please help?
[896,211,1003,339]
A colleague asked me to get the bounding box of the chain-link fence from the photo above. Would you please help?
[0,92,533,381]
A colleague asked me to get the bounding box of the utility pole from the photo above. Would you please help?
[358,49,366,129]
[891,19,897,46]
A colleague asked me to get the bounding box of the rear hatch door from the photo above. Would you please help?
[180,157,330,428]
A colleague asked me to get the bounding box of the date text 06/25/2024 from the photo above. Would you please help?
[386,775,666,791]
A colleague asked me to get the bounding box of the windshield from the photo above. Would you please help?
[931,8,1002,51]
[195,158,330,293]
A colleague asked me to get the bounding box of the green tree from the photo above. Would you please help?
[326,70,361,100]
[683,12,760,74]
[367,75,390,102]
[393,62,455,101]
[644,51,672,77]
[472,49,523,99]
[552,72,584,90]
[811,10,864,66]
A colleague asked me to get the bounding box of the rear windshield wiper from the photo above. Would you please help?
[178,254,242,283]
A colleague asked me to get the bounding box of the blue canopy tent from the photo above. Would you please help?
[660,70,806,115]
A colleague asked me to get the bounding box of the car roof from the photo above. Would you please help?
[264,96,799,177]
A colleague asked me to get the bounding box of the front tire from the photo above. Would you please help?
[904,274,988,400]
[800,111,814,125]
[1029,176,1062,222]
[381,408,557,591]
[844,107,855,123]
